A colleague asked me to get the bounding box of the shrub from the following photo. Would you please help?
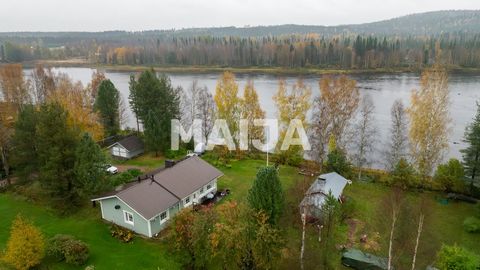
[325,148,352,178]
[109,169,142,187]
[47,234,89,266]
[2,215,45,270]
[63,239,89,265]
[463,216,480,233]
[436,244,479,270]
[340,197,357,221]
[110,223,134,243]
[389,158,418,189]
[434,159,466,193]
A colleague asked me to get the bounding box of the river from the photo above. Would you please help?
[25,67,480,166]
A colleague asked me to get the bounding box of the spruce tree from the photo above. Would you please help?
[73,133,107,198]
[94,79,120,136]
[461,102,480,190]
[143,109,163,156]
[247,166,284,225]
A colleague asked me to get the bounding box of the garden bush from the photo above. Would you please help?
[110,223,134,243]
[463,216,480,233]
[109,169,142,187]
[47,234,89,266]
[436,244,479,270]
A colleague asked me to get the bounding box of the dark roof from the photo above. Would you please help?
[92,156,223,220]
[152,156,223,199]
[114,135,144,152]
[117,179,180,220]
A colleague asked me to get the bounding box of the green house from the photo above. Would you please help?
[92,156,223,237]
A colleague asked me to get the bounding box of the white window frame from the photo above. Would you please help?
[123,210,134,225]
[160,211,169,224]
[184,196,191,206]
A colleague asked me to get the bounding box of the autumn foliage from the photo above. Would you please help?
[2,215,45,270]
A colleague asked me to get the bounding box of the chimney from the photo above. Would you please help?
[165,160,176,168]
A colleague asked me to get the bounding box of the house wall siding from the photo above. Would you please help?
[150,203,181,236]
[101,197,150,237]
[98,178,219,237]
[110,145,143,159]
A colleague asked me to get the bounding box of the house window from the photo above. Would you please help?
[185,196,190,205]
[207,184,212,190]
[160,211,168,223]
[123,211,134,225]
[200,187,204,193]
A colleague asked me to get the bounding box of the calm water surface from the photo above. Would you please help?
[29,67,480,166]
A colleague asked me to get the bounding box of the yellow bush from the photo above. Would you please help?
[2,215,45,270]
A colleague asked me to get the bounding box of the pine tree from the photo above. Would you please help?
[94,79,120,136]
[247,166,284,225]
[36,102,79,209]
[73,133,107,198]
[2,215,45,270]
[320,193,341,270]
[461,102,480,190]
[11,105,38,180]
[129,70,179,154]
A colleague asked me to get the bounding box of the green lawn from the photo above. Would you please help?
[0,194,181,270]
[1,157,479,269]
[109,152,166,171]
[343,181,480,268]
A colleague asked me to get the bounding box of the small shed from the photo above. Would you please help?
[108,135,144,160]
[299,172,349,219]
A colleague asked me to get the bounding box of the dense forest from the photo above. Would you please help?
[1,10,480,68]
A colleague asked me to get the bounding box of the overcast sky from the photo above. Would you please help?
[1,0,479,32]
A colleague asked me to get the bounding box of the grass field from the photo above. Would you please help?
[0,194,181,270]
[109,152,165,171]
[1,156,479,269]
[343,181,480,268]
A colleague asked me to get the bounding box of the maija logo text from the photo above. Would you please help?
[171,119,311,152]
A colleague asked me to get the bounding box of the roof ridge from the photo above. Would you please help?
[115,156,196,197]
[149,176,181,200]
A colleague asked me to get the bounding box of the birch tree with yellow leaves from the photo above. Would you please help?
[311,75,359,163]
[241,80,265,151]
[0,64,31,112]
[408,67,451,180]
[214,71,241,142]
[273,78,311,164]
[48,74,104,140]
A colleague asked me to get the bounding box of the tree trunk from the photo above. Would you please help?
[136,116,140,134]
[411,214,424,270]
[0,147,10,185]
[387,209,397,270]
[471,151,478,191]
[300,207,307,270]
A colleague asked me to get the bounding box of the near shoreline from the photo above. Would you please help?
[15,59,480,75]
